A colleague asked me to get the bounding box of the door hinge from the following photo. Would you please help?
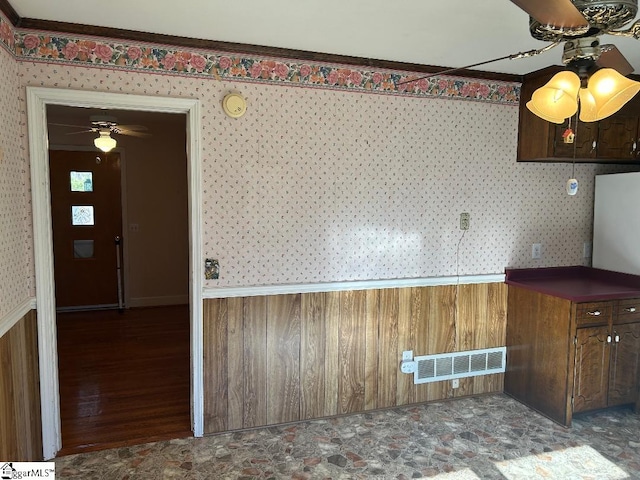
[574,336,577,345]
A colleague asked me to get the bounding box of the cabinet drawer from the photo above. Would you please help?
[575,302,612,326]
[614,298,640,324]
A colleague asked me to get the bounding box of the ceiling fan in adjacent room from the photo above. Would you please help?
[49,115,150,152]
[512,0,640,123]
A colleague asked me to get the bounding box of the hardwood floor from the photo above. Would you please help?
[56,305,192,456]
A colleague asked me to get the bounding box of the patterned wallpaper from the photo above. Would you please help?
[16,61,632,288]
[9,28,520,105]
[202,82,628,286]
[1,11,635,292]
[0,45,32,317]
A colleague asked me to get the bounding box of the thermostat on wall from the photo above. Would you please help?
[222,93,247,118]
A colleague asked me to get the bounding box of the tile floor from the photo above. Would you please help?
[55,393,640,479]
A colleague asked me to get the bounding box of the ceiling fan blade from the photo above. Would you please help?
[118,130,151,138]
[48,122,88,129]
[511,0,589,29]
[597,45,634,75]
[64,129,95,135]
[114,124,148,131]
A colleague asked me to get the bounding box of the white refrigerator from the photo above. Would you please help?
[593,171,640,275]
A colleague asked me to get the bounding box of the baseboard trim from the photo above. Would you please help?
[202,274,506,299]
[127,295,189,308]
[0,296,37,338]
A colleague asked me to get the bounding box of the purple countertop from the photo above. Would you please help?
[505,266,640,302]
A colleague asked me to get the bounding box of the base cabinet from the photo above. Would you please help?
[573,326,610,413]
[506,287,640,426]
[609,323,640,406]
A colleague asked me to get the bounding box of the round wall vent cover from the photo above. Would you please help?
[223,93,247,118]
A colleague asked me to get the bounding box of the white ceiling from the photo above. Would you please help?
[8,0,640,76]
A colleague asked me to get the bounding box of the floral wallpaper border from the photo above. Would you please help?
[0,12,520,104]
[0,14,15,54]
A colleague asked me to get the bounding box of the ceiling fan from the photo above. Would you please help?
[49,115,150,152]
[403,0,640,122]
[513,0,639,75]
[513,0,640,122]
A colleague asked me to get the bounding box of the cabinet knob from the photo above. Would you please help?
[592,140,597,152]
[607,335,612,343]
[615,334,620,343]
[587,310,601,316]
[624,307,636,313]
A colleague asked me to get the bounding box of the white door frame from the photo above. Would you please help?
[26,87,204,460]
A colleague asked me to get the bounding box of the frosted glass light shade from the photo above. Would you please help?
[525,100,566,124]
[527,71,580,123]
[583,68,640,121]
[578,88,598,122]
[94,130,117,152]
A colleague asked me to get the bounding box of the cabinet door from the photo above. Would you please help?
[550,121,598,159]
[597,116,638,159]
[608,323,640,406]
[573,326,610,413]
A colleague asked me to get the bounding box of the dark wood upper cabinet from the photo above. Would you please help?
[517,68,640,164]
[549,121,598,159]
[597,116,640,160]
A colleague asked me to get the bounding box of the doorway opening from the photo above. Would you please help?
[26,87,204,460]
[56,306,191,455]
[46,105,192,454]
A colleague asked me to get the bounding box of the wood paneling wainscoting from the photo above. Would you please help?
[203,282,507,434]
[0,310,42,460]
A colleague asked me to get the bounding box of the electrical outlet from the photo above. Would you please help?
[402,350,413,361]
[532,243,542,259]
[460,212,470,230]
[400,360,417,374]
[452,379,459,389]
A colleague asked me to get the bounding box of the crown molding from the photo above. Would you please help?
[1,1,522,83]
[0,0,18,25]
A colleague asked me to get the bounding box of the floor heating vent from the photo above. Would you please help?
[413,346,506,384]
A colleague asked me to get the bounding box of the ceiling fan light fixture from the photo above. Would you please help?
[526,100,567,123]
[527,71,581,123]
[94,129,117,152]
[578,87,599,122]
[585,68,640,120]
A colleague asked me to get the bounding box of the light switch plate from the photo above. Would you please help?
[532,243,542,259]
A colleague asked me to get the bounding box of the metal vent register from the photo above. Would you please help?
[414,347,506,384]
